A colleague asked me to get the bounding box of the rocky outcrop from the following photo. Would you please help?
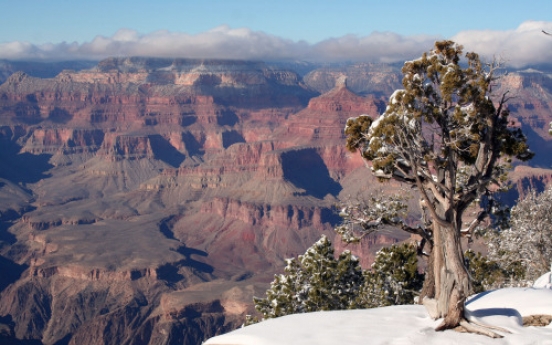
[0,59,97,84]
[492,70,552,168]
[498,166,552,203]
[281,77,383,143]
[303,62,401,95]
[0,275,244,345]
[29,264,157,281]
[497,71,552,134]
[23,215,97,231]
[21,127,105,154]
[0,58,327,345]
[200,197,328,230]
[1,58,552,345]
[0,58,316,133]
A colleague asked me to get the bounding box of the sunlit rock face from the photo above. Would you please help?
[0,58,551,345]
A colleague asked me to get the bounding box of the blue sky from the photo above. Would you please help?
[3,0,550,44]
[1,0,552,66]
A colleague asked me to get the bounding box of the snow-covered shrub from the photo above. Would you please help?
[252,238,423,323]
[358,243,424,307]
[253,235,364,320]
[487,188,552,284]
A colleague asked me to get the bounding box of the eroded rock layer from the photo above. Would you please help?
[0,58,551,345]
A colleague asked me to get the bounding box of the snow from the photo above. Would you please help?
[389,89,404,104]
[205,288,552,345]
[534,271,552,289]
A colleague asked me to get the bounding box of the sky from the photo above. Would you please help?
[1,0,552,67]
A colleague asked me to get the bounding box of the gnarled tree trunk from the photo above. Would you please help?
[423,220,470,330]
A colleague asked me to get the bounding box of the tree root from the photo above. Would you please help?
[452,319,510,338]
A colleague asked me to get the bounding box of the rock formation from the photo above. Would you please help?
[0,58,551,345]
[303,62,401,96]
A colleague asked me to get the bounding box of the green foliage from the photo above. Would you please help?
[253,235,364,320]
[464,249,526,291]
[358,243,424,307]
[251,239,423,323]
[344,40,534,223]
[464,250,501,293]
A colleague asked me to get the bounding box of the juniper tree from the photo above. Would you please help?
[342,41,533,336]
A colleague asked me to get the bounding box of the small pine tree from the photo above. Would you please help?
[252,239,424,323]
[357,243,424,307]
[334,250,366,309]
[464,250,503,293]
[253,235,364,319]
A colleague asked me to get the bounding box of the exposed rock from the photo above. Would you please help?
[0,59,97,84]
[21,128,105,155]
[522,314,552,326]
[505,166,552,202]
[281,77,383,144]
[495,70,552,168]
[303,62,401,96]
[0,58,551,345]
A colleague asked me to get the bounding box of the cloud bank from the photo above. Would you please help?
[1,21,551,67]
[452,21,552,68]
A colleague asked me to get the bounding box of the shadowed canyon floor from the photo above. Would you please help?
[0,58,551,345]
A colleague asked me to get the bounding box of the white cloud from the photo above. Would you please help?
[452,21,552,67]
[111,29,140,42]
[1,21,551,68]
[309,32,439,63]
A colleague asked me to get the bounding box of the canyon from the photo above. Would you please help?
[0,57,551,345]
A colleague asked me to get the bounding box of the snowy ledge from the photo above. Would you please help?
[205,288,552,345]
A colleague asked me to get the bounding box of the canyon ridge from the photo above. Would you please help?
[0,57,551,345]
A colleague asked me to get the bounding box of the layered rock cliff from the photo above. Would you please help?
[0,58,551,345]
[494,70,552,168]
[302,62,401,96]
[0,58,375,345]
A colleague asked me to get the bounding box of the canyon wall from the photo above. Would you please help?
[0,58,551,345]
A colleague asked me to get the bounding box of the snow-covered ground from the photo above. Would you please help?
[205,288,552,345]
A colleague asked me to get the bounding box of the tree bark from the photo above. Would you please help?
[424,221,470,330]
[418,244,435,304]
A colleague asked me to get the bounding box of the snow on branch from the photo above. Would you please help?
[335,192,431,246]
